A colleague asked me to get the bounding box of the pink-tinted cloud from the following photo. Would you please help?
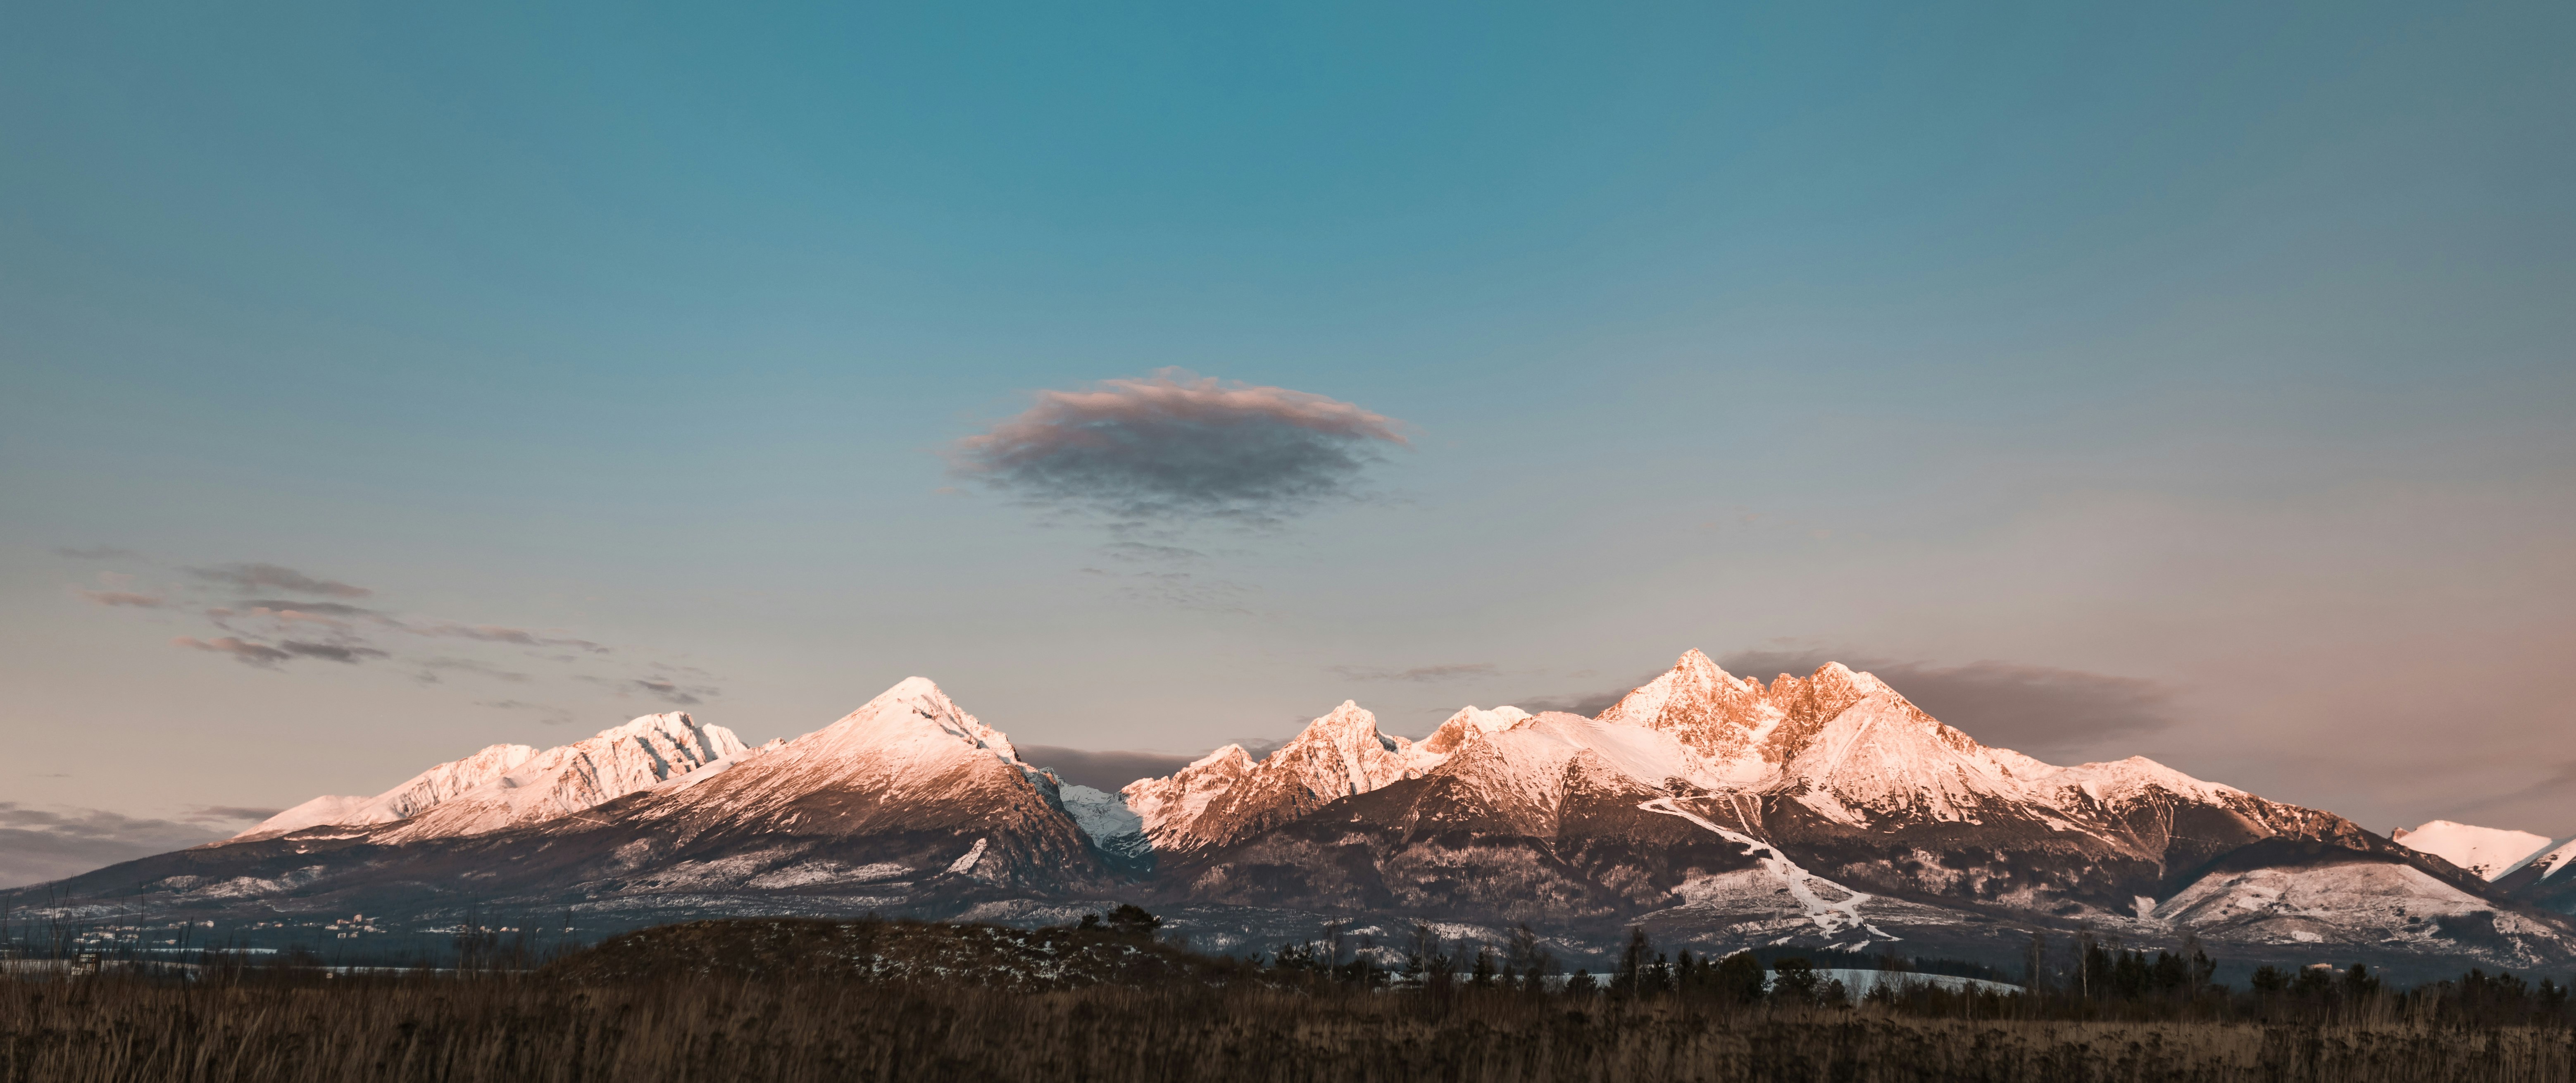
[951,370,1407,524]
[186,562,371,599]
[1331,663,1500,682]
[276,640,390,664]
[1518,672,1662,716]
[72,589,164,608]
[0,802,226,888]
[172,636,293,667]
[408,621,609,653]
[631,678,703,705]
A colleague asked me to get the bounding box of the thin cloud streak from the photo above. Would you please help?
[416,657,531,684]
[186,562,371,599]
[277,640,389,664]
[476,700,580,725]
[72,589,164,608]
[409,621,609,653]
[1101,542,1208,564]
[1517,673,1660,717]
[1331,663,1500,682]
[236,599,378,618]
[0,802,226,888]
[2445,759,2576,816]
[172,636,293,667]
[183,805,283,824]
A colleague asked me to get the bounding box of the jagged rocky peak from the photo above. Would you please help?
[230,740,543,841]
[1758,661,1887,759]
[1258,699,1418,798]
[377,711,745,842]
[765,675,1051,799]
[1775,689,2042,824]
[1594,650,1900,780]
[1123,700,1423,854]
[234,714,742,845]
[1419,705,1531,757]
[806,675,1023,763]
[1121,743,1258,847]
[607,711,744,759]
[369,742,543,820]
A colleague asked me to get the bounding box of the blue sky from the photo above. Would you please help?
[4,1,2571,879]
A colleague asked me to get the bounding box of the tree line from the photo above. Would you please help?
[1247,917,2576,1026]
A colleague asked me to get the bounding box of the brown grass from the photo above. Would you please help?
[6,973,2574,1083]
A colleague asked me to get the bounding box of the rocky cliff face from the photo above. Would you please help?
[1148,651,2567,971]
[376,713,744,842]
[231,741,541,841]
[1124,701,1422,854]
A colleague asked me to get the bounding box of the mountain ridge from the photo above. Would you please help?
[26,651,2574,982]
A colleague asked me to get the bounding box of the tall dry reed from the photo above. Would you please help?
[6,973,2573,1083]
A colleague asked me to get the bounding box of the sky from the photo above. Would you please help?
[3,1,2571,886]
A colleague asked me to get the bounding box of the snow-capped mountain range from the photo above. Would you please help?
[28,650,2576,980]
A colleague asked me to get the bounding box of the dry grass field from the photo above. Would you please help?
[8,971,2575,1082]
[5,918,2571,1083]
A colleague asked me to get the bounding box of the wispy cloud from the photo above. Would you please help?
[2445,759,2576,816]
[950,370,1408,527]
[187,562,371,599]
[54,545,139,560]
[1101,542,1208,564]
[584,675,720,707]
[71,572,164,608]
[172,636,294,668]
[0,802,226,888]
[89,555,700,722]
[277,640,389,664]
[236,599,379,618]
[1331,663,1500,682]
[182,805,282,824]
[211,605,362,633]
[1095,568,1256,613]
[476,700,580,725]
[72,589,164,608]
[416,657,531,684]
[408,621,609,653]
[1517,673,1661,717]
[629,678,708,706]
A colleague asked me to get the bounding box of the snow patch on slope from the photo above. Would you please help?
[1057,784,1150,861]
[2524,839,2576,882]
[232,795,369,841]
[1643,796,1897,941]
[1408,705,1529,771]
[2154,857,2562,960]
[2393,819,2555,880]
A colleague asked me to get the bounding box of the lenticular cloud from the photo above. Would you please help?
[952,371,1406,525]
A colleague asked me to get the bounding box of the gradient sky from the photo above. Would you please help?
[4,1,2571,885]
